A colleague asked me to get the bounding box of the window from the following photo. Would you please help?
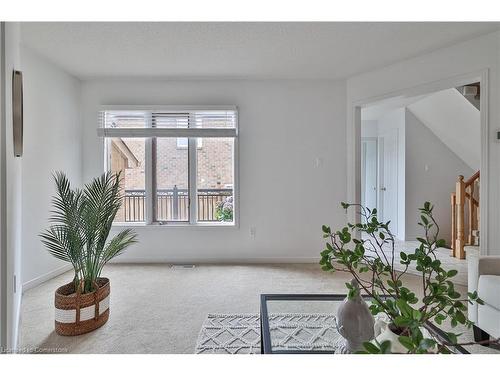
[108,137,146,222]
[99,107,238,225]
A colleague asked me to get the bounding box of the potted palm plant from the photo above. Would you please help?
[41,171,137,336]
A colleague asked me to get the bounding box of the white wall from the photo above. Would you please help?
[0,22,22,351]
[347,31,500,255]
[81,79,346,263]
[20,47,82,289]
[405,109,474,242]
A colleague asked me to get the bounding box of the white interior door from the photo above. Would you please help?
[361,138,378,217]
[379,128,399,235]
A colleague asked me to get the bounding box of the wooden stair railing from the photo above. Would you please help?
[451,171,480,259]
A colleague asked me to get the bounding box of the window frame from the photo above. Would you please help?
[101,105,239,228]
[176,137,202,149]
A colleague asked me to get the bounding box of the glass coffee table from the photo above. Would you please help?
[260,294,469,354]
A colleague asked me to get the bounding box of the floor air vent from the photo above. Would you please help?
[170,264,196,269]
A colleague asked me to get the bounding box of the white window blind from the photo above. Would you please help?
[98,107,237,138]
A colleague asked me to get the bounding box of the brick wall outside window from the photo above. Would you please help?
[118,138,233,191]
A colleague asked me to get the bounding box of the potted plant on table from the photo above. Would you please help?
[41,171,137,336]
[320,201,492,353]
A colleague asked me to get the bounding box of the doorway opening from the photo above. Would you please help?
[358,81,483,285]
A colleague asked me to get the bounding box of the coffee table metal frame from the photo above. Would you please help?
[260,294,468,354]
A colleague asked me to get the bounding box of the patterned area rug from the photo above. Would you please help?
[195,313,344,354]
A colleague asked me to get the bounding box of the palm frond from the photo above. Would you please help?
[97,229,138,275]
[40,227,72,263]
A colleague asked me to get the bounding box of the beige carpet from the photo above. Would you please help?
[19,263,494,354]
[363,237,468,286]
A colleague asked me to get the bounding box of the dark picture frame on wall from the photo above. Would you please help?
[12,70,23,157]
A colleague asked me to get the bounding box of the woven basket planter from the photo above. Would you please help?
[54,277,110,336]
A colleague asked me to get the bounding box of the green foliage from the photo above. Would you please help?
[359,340,392,354]
[40,171,138,294]
[345,282,360,300]
[215,196,233,222]
[320,201,483,353]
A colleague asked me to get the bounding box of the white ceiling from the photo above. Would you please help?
[20,22,500,80]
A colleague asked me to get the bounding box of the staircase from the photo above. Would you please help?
[451,171,480,259]
[407,88,480,171]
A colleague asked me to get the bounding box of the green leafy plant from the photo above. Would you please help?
[215,196,233,222]
[41,171,137,294]
[320,202,489,353]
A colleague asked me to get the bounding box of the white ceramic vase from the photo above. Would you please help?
[372,319,408,353]
[373,319,438,353]
[336,279,375,353]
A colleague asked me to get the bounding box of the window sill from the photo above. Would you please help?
[111,222,237,229]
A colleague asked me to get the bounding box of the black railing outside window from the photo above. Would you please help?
[121,187,232,222]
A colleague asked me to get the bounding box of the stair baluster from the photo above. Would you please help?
[451,171,480,260]
[450,192,456,257]
[455,176,466,259]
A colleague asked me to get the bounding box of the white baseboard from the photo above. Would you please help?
[12,291,22,351]
[110,256,319,264]
[22,265,72,293]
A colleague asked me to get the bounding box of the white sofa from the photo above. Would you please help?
[467,249,500,341]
